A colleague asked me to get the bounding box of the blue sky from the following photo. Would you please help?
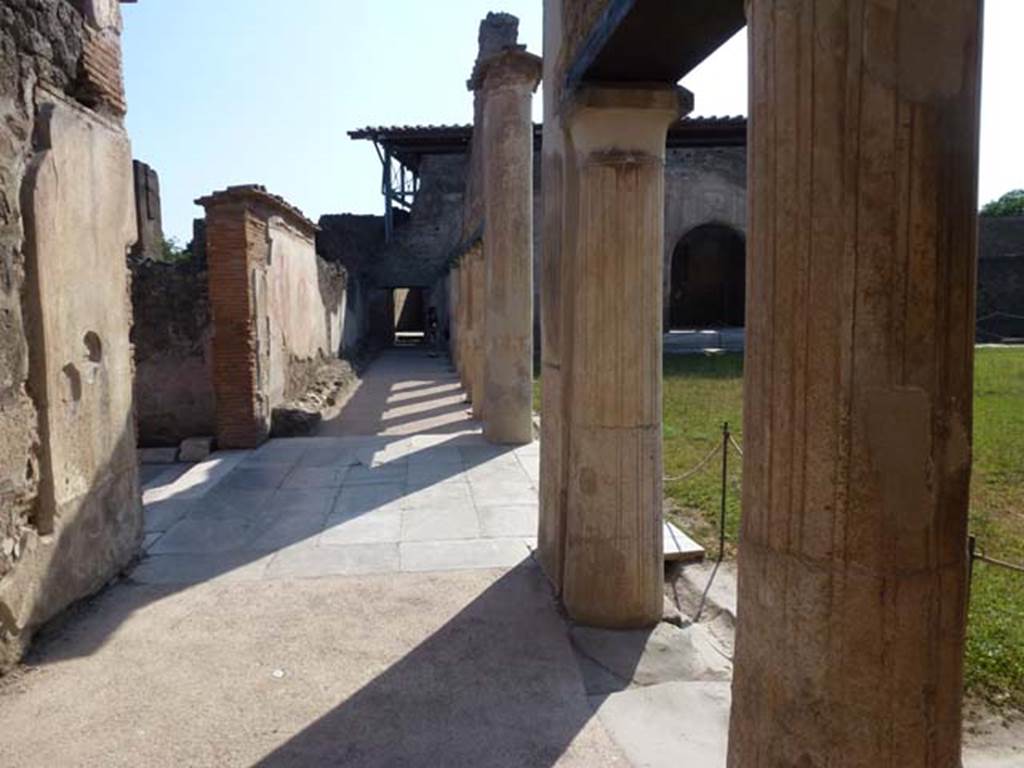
[123,1,1023,243]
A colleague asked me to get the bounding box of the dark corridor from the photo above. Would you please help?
[669,224,746,329]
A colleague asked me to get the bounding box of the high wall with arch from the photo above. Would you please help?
[662,145,747,329]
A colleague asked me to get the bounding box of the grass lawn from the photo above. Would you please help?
[534,347,1024,710]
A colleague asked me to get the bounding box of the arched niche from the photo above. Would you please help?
[668,223,746,329]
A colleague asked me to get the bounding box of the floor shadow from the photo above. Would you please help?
[318,348,474,437]
[27,354,523,666]
[250,561,615,768]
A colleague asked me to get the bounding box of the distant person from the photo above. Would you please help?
[427,307,439,357]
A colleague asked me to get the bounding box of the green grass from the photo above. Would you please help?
[534,347,1024,709]
[661,353,745,556]
[964,348,1024,710]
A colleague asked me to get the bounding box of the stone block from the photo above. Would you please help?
[663,521,705,563]
[178,437,214,463]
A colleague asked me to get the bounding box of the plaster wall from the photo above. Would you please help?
[265,217,345,406]
[6,92,140,663]
[0,0,140,671]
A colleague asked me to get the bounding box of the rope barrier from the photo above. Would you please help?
[728,435,744,458]
[975,552,1024,575]
[664,441,722,483]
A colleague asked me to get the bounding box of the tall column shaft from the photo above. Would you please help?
[448,265,460,367]
[538,0,568,586]
[458,256,471,388]
[469,243,486,418]
[561,86,686,627]
[480,50,542,444]
[729,2,982,765]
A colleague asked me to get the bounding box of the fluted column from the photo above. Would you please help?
[468,243,486,418]
[537,0,568,587]
[477,49,542,444]
[728,2,982,765]
[559,85,687,627]
[448,264,460,367]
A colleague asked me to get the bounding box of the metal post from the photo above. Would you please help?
[719,421,729,562]
[383,146,394,243]
[967,534,977,621]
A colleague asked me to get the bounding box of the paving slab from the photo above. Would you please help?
[248,503,331,553]
[663,520,705,563]
[143,499,195,534]
[321,507,402,546]
[400,538,531,572]
[242,439,310,467]
[281,465,349,489]
[468,474,538,506]
[343,463,409,486]
[401,503,480,542]
[142,450,250,503]
[333,483,405,517]
[149,516,260,556]
[401,478,475,509]
[478,504,539,538]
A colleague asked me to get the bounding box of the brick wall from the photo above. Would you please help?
[202,201,267,449]
[199,185,345,448]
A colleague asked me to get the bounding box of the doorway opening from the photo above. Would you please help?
[669,223,746,328]
[393,287,426,346]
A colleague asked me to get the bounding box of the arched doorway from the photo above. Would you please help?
[669,224,746,328]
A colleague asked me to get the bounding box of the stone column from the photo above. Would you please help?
[448,265,460,367]
[728,2,983,766]
[560,85,687,627]
[468,243,486,419]
[457,257,469,387]
[477,49,542,444]
[537,0,568,587]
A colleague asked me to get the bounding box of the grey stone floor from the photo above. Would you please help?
[138,433,540,584]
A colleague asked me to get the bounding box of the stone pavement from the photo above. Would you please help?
[136,433,540,582]
[0,348,628,767]
[1,348,1015,767]
[317,347,477,436]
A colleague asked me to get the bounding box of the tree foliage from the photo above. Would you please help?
[981,189,1024,217]
[160,237,192,262]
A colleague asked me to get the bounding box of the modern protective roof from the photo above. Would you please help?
[349,115,747,168]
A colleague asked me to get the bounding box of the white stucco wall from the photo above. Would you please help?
[265,217,345,407]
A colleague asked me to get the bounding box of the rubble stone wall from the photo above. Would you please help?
[0,0,140,671]
[130,256,215,446]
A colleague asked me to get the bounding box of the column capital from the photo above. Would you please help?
[567,84,692,158]
[469,46,543,93]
